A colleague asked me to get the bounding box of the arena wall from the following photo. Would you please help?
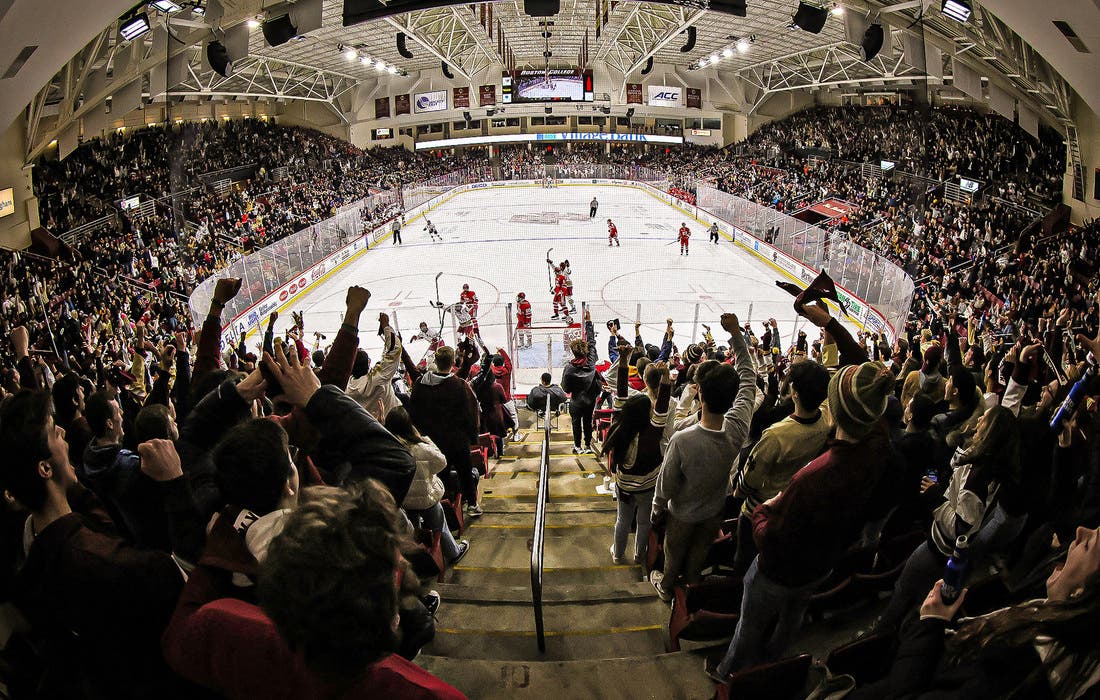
[1066,94,1100,223]
[0,120,37,249]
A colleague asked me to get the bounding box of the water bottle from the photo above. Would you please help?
[940,535,970,605]
[1050,365,1095,434]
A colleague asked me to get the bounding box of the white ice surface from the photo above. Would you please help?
[265,184,862,387]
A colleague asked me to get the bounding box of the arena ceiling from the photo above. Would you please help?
[6,0,1096,160]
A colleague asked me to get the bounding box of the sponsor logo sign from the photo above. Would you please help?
[414,90,448,113]
[470,183,489,189]
[0,187,15,218]
[647,85,683,107]
[279,289,289,302]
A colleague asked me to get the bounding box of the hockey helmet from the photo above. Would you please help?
[517,292,526,300]
[462,283,469,290]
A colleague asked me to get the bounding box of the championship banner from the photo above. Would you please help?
[686,87,702,109]
[479,84,496,106]
[374,97,390,119]
[453,86,470,108]
[626,83,642,104]
[395,94,411,116]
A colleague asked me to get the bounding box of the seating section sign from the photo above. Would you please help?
[0,187,13,219]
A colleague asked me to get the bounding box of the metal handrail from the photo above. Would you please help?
[530,393,552,653]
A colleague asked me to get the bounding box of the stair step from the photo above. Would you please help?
[416,652,717,700]
[437,581,657,604]
[425,599,670,661]
[447,565,644,588]
[453,531,638,570]
[466,510,616,528]
[477,500,618,514]
[482,473,612,500]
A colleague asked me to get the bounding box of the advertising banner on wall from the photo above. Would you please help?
[647,85,683,107]
[413,90,448,113]
[0,188,15,219]
[479,84,496,106]
[686,87,702,109]
[374,97,390,119]
[453,86,470,108]
[625,83,642,104]
[395,94,411,116]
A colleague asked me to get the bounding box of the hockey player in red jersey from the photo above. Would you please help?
[678,222,691,256]
[516,292,533,348]
[607,219,620,247]
[547,257,576,313]
[460,283,479,317]
[551,273,568,320]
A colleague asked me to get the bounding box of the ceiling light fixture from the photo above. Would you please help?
[941,0,971,23]
[722,47,734,58]
[830,5,844,15]
[344,47,358,60]
[247,18,260,28]
[151,0,183,12]
[119,8,152,41]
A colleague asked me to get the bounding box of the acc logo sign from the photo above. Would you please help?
[654,91,680,100]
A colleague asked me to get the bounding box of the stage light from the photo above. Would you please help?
[344,47,358,60]
[247,18,260,29]
[151,1,182,12]
[941,0,971,22]
[360,55,371,65]
[375,58,386,71]
[722,47,734,58]
[387,64,397,74]
[737,38,750,52]
[830,5,845,15]
[709,53,720,64]
[120,8,151,41]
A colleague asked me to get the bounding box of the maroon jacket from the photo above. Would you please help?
[162,511,464,700]
[752,427,890,587]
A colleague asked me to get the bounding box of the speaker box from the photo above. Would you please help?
[463,111,472,122]
[441,61,454,79]
[524,0,560,17]
[680,26,697,52]
[793,2,828,33]
[262,14,297,47]
[207,41,233,77]
[640,56,653,75]
[397,32,414,58]
[861,24,885,60]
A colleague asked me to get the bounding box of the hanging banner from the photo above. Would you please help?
[626,83,643,104]
[395,94,411,116]
[453,86,470,108]
[414,90,448,113]
[686,87,702,109]
[479,84,496,106]
[647,85,683,107]
[375,96,390,119]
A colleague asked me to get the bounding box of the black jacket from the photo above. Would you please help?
[561,321,602,404]
[304,385,417,504]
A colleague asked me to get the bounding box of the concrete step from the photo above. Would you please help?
[425,598,670,661]
[436,581,657,605]
[476,500,618,515]
[453,531,633,571]
[482,472,613,500]
[416,652,717,700]
[448,564,643,588]
[465,510,616,529]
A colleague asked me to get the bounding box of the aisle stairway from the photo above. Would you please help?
[418,408,717,699]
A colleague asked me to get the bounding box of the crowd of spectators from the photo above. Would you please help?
[1,103,1098,698]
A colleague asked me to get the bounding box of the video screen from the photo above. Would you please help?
[503,69,593,103]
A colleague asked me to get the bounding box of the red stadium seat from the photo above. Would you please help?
[668,576,742,651]
[714,653,812,700]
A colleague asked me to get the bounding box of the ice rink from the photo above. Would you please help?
[267,183,862,386]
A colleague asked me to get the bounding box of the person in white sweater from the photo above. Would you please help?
[384,407,469,565]
[347,315,403,420]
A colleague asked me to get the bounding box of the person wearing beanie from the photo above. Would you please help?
[711,359,896,679]
[900,342,946,411]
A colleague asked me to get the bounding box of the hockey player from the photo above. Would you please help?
[455,301,478,340]
[678,222,691,256]
[411,321,444,354]
[708,222,720,244]
[423,219,442,242]
[607,219,620,247]
[516,292,533,348]
[460,283,479,319]
[589,196,598,218]
[550,274,568,320]
[546,257,576,313]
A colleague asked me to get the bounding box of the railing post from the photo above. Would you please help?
[691,302,700,343]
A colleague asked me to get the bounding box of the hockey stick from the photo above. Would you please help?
[545,247,554,290]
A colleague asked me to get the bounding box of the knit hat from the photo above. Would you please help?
[922,343,943,374]
[684,343,703,364]
[827,361,895,439]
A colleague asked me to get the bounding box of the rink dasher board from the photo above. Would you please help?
[213,179,893,353]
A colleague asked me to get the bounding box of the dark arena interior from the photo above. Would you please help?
[1,0,1100,698]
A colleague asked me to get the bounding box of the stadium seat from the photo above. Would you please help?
[441,493,465,534]
[805,546,876,622]
[824,631,896,686]
[714,653,813,700]
[667,576,742,651]
[852,530,925,595]
[412,528,446,583]
[477,432,497,459]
